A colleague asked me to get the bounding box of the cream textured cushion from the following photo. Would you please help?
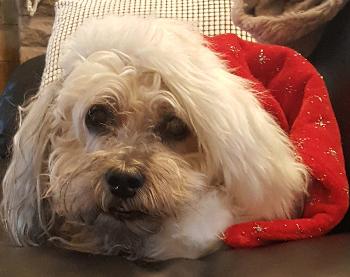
[41,0,253,87]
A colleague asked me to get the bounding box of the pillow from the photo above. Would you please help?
[41,0,253,87]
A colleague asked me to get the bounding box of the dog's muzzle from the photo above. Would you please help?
[105,170,144,199]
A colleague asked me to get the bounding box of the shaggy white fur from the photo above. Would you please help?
[1,16,309,260]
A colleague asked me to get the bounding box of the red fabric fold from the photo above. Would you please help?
[207,34,349,247]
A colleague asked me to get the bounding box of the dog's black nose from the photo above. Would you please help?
[105,170,144,198]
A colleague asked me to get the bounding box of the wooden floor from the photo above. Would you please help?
[0,0,19,92]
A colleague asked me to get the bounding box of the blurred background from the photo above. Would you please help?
[0,0,54,91]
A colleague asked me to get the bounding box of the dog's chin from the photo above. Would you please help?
[51,204,162,259]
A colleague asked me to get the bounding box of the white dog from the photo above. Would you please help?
[1,16,309,260]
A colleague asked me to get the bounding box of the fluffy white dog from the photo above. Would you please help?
[1,16,309,260]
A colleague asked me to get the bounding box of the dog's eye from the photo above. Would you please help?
[156,115,190,141]
[85,105,114,133]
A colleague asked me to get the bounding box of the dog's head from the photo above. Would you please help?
[1,16,308,259]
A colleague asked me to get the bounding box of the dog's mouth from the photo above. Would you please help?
[109,207,147,220]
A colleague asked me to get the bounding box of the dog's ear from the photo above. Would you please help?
[155,27,308,220]
[1,84,58,246]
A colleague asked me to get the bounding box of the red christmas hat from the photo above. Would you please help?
[206,34,349,247]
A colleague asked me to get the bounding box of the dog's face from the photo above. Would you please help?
[3,17,237,258]
[1,16,308,260]
[46,52,208,255]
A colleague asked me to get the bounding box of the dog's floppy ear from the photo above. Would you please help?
[1,84,58,246]
[153,22,308,220]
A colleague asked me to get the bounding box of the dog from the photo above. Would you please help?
[1,16,309,261]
